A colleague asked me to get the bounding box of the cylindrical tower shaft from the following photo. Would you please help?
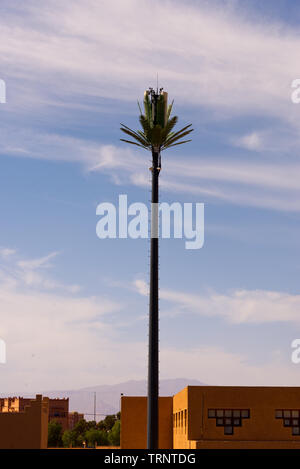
[147,148,160,449]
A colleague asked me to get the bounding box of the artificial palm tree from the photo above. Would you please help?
[120,88,193,449]
[121,88,193,156]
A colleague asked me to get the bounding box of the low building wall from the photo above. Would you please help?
[121,386,300,449]
[0,394,49,449]
[121,396,173,449]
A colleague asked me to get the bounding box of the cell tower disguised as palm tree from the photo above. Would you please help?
[120,87,193,449]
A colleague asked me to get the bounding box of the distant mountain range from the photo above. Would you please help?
[1,378,205,420]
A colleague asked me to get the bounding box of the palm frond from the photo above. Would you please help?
[150,125,164,147]
[137,100,143,116]
[161,116,178,141]
[137,130,148,141]
[120,122,144,135]
[164,124,193,143]
[143,92,152,125]
[163,129,194,147]
[139,115,152,137]
[120,126,150,147]
[156,94,166,128]
[166,100,174,121]
[163,139,192,149]
[120,138,149,149]
[120,126,144,141]
[120,92,193,153]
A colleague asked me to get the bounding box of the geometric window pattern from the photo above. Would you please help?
[275,410,300,436]
[208,409,250,435]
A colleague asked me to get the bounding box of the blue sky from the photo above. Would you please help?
[1,0,300,392]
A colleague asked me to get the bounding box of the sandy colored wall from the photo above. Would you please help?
[49,398,69,431]
[173,387,189,449]
[0,395,49,449]
[121,396,173,449]
[2,396,68,432]
[172,386,300,448]
[122,386,300,450]
[187,386,300,442]
[195,440,300,449]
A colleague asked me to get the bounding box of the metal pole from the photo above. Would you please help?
[147,90,160,449]
[94,392,96,422]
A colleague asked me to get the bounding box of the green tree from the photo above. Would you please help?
[99,414,117,431]
[62,429,77,448]
[86,420,97,430]
[97,420,106,431]
[108,420,120,446]
[77,434,85,448]
[85,429,109,448]
[73,418,88,436]
[48,420,63,448]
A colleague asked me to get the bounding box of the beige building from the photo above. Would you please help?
[121,386,300,449]
[48,398,69,431]
[1,396,69,431]
[68,411,84,429]
[121,396,173,449]
[0,395,49,449]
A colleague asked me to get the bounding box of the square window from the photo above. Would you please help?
[233,418,241,426]
[225,418,232,425]
[292,419,299,427]
[224,426,233,435]
[208,409,215,418]
[224,410,232,418]
[284,419,291,427]
[292,410,299,418]
[241,409,250,419]
[293,427,300,436]
[283,410,291,418]
[216,410,224,418]
[275,410,283,419]
[216,418,224,426]
[233,410,240,418]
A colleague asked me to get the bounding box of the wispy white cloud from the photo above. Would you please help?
[17,251,59,270]
[1,1,300,213]
[160,345,300,387]
[233,131,263,151]
[232,125,300,154]
[134,279,300,324]
[88,143,300,212]
[0,247,126,390]
[2,2,300,391]
[2,126,300,211]
[1,248,300,391]
[0,248,16,259]
[1,249,79,293]
[1,0,299,125]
